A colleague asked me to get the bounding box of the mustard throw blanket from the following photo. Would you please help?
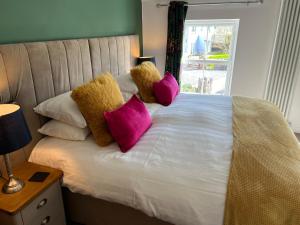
[224,96,300,225]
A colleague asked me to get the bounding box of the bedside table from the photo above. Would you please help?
[0,162,66,225]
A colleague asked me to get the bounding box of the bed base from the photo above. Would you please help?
[62,188,172,225]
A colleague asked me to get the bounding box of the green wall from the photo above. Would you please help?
[0,0,142,45]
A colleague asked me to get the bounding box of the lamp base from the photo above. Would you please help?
[2,176,25,194]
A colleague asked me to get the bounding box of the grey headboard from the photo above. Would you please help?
[0,35,140,169]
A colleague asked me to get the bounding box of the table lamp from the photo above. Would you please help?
[0,104,32,194]
[137,56,156,66]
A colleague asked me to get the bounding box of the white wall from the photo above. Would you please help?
[142,0,282,98]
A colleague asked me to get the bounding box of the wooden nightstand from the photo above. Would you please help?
[0,162,66,225]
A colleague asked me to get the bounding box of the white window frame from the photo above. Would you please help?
[182,19,240,95]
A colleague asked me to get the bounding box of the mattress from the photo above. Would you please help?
[29,94,233,225]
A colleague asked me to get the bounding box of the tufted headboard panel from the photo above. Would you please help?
[0,35,139,168]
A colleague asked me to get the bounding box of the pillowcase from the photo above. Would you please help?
[34,91,87,128]
[121,92,134,102]
[115,73,139,94]
[115,73,139,101]
[71,72,124,146]
[38,120,90,141]
[104,95,152,153]
[131,62,161,103]
[153,71,179,106]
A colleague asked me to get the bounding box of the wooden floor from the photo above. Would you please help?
[296,133,300,142]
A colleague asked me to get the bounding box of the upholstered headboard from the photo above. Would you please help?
[0,35,140,169]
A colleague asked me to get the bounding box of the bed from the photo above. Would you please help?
[29,94,233,225]
[1,34,300,225]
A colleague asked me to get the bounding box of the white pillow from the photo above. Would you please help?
[122,92,134,102]
[116,73,138,94]
[34,92,87,128]
[38,120,90,141]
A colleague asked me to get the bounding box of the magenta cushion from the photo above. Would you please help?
[104,95,152,153]
[153,71,179,106]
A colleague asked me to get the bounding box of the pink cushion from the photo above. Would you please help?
[153,72,179,106]
[104,95,152,153]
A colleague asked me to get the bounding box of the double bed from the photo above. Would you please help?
[29,94,233,225]
[0,34,299,225]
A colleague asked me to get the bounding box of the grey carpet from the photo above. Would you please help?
[295,133,300,142]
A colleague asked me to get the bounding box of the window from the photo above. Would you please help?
[181,19,239,95]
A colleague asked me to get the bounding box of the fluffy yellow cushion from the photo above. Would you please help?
[71,73,124,146]
[131,62,161,103]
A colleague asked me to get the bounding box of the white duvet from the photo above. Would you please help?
[29,94,233,225]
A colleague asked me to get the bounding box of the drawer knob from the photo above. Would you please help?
[37,198,47,209]
[41,216,50,225]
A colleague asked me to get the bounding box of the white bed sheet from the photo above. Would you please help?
[29,94,233,225]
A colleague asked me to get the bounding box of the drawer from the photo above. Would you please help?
[21,181,66,225]
[29,211,66,225]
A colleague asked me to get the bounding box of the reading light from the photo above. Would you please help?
[137,56,156,66]
[0,104,32,194]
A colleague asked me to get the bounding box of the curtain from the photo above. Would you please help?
[165,1,188,84]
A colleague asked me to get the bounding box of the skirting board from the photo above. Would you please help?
[292,125,300,134]
[288,120,300,133]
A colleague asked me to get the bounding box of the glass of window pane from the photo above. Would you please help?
[181,19,239,95]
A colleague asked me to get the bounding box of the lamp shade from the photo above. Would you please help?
[137,56,156,65]
[0,104,32,154]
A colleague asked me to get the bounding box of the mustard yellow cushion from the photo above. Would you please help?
[131,62,161,103]
[71,73,124,146]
